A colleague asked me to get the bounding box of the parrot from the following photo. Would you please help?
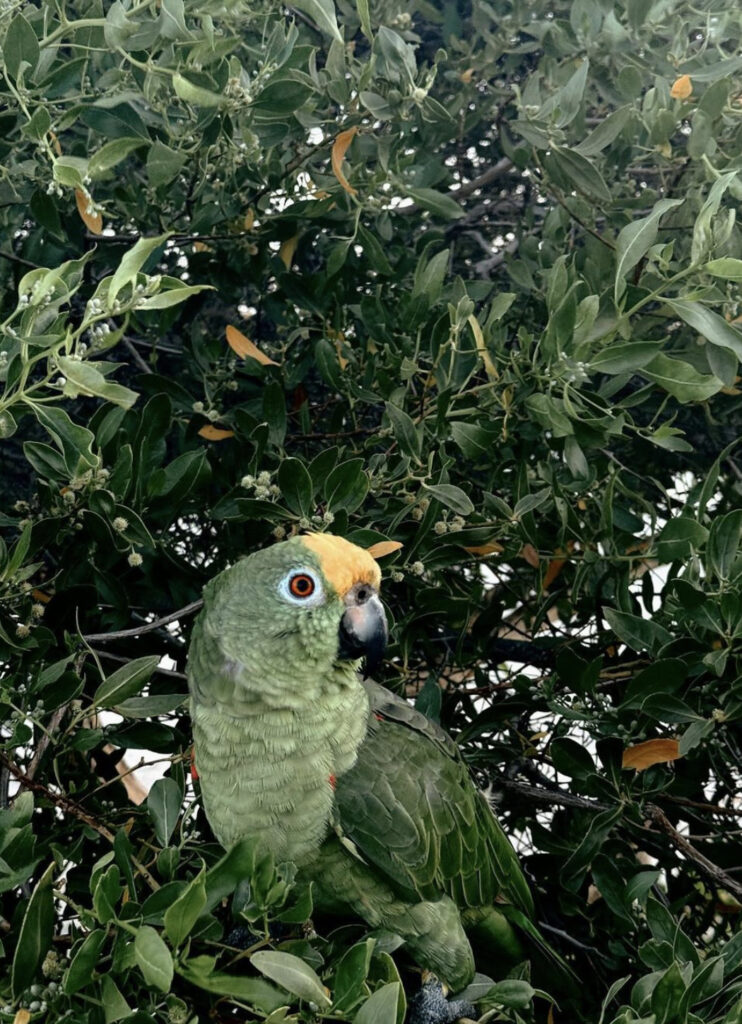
[186,533,547,1022]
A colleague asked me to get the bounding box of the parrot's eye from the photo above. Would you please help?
[278,568,324,606]
[289,573,315,598]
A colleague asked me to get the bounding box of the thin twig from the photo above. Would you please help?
[0,753,160,891]
[0,249,40,269]
[645,803,742,900]
[82,599,203,642]
[498,778,610,813]
[666,795,742,818]
[123,336,152,374]
[91,648,187,680]
[26,704,68,780]
[456,157,513,198]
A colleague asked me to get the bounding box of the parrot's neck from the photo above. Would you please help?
[191,662,369,863]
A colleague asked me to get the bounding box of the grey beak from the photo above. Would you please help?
[338,582,388,676]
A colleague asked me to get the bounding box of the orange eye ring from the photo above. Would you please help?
[289,573,315,598]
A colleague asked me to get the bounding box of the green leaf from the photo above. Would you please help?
[641,353,722,403]
[406,187,464,220]
[173,72,224,107]
[89,138,145,178]
[354,982,404,1023]
[550,737,596,779]
[485,979,535,1010]
[147,777,182,847]
[665,298,742,360]
[604,607,673,653]
[164,870,207,947]
[115,693,185,718]
[0,409,17,439]
[333,939,375,1013]
[147,140,189,187]
[539,58,589,127]
[33,404,99,474]
[385,402,421,461]
[707,510,742,581]
[651,962,687,1024]
[590,342,662,374]
[614,198,683,303]
[547,146,611,201]
[93,655,160,708]
[356,0,372,40]
[422,482,474,515]
[101,975,132,1024]
[291,0,343,41]
[137,283,213,310]
[134,926,174,992]
[251,950,331,1007]
[108,233,170,306]
[64,929,108,994]
[11,862,55,997]
[57,357,138,409]
[178,957,286,1012]
[5,13,39,81]
[278,457,314,515]
[656,518,708,562]
[324,459,368,513]
[705,258,742,280]
[575,106,631,157]
[263,379,287,445]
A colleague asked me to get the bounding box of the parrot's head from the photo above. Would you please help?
[190,534,387,704]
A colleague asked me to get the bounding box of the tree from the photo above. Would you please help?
[2,0,742,1020]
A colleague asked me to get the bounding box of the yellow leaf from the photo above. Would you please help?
[49,131,62,157]
[75,189,102,234]
[198,425,234,441]
[193,241,212,253]
[226,325,278,365]
[334,339,348,370]
[670,74,693,100]
[468,314,498,380]
[521,543,540,568]
[244,208,255,230]
[331,126,358,195]
[279,235,298,270]
[622,738,681,771]
[463,541,504,556]
[366,540,403,559]
[31,589,52,604]
[14,1011,31,1024]
[542,557,567,591]
[460,67,474,84]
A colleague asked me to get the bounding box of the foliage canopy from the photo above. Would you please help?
[2,0,742,1021]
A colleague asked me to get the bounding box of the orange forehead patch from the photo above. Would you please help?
[301,533,382,596]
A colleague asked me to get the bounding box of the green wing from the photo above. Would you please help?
[333,680,534,917]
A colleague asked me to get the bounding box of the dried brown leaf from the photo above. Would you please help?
[226,325,278,365]
[622,738,681,771]
[75,189,102,234]
[366,540,403,559]
[331,126,358,195]
[198,425,234,441]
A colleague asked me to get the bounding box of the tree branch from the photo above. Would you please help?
[645,803,742,900]
[82,599,203,642]
[0,753,160,891]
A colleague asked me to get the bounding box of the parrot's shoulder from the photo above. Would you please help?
[360,678,460,759]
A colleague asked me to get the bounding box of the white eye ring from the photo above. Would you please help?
[278,568,325,607]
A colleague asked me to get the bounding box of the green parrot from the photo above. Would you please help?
[187,533,543,1020]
